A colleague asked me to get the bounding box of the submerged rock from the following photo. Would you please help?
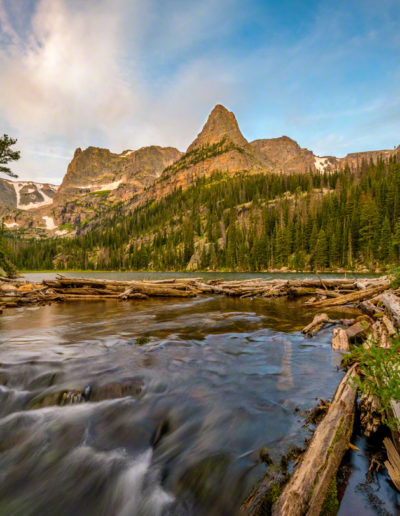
[30,378,144,409]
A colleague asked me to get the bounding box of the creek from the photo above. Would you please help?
[0,272,397,515]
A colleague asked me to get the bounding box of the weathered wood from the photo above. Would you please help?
[381,291,400,327]
[382,315,396,336]
[384,437,400,491]
[315,270,328,292]
[359,300,380,317]
[332,328,349,350]
[307,285,388,308]
[302,313,330,334]
[360,394,382,436]
[271,365,358,516]
[0,275,395,312]
[56,294,120,300]
[345,321,370,340]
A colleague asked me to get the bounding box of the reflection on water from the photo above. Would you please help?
[0,294,386,515]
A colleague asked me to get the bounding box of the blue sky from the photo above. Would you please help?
[0,0,399,183]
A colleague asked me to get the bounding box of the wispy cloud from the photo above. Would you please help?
[0,0,399,181]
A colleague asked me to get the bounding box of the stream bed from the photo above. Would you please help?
[0,273,398,515]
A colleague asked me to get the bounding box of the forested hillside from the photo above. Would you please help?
[6,156,400,272]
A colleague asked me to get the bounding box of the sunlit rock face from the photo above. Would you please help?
[187,104,248,151]
[2,106,399,236]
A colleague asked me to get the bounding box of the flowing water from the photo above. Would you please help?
[0,273,397,515]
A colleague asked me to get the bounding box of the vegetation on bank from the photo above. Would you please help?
[348,335,400,430]
[0,224,18,277]
[5,156,400,271]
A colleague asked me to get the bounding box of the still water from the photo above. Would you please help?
[0,273,397,515]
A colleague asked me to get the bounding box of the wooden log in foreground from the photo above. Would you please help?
[271,364,358,516]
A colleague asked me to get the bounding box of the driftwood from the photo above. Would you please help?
[381,291,400,327]
[271,365,358,516]
[307,285,388,308]
[301,313,340,336]
[359,300,380,317]
[360,394,382,436]
[331,328,349,350]
[0,274,396,312]
[384,437,400,491]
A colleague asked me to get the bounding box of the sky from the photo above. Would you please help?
[0,0,399,184]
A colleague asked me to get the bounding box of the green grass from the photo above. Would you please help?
[90,190,111,198]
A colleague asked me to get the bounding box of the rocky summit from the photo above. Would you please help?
[2,104,399,236]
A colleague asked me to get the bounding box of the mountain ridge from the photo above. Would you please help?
[2,104,399,236]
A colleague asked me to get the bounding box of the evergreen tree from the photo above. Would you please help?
[314,229,328,268]
[0,134,20,178]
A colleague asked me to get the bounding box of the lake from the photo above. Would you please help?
[0,273,397,515]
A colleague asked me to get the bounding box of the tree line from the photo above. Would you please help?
[6,155,400,272]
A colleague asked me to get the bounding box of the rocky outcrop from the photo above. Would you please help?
[339,146,400,170]
[53,145,181,204]
[250,136,338,174]
[187,104,248,151]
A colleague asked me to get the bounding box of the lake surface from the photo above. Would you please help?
[23,270,379,283]
[0,273,397,515]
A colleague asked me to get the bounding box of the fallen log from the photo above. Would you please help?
[360,394,382,436]
[384,437,400,491]
[381,291,400,328]
[53,278,196,297]
[287,279,356,289]
[345,320,370,340]
[56,294,120,300]
[306,285,388,308]
[359,300,380,317]
[382,315,396,337]
[302,313,331,334]
[271,364,358,516]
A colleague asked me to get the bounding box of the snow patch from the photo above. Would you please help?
[121,150,134,157]
[55,229,68,236]
[42,216,57,230]
[314,156,330,173]
[77,180,122,191]
[12,182,58,210]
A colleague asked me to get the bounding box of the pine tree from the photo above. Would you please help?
[380,217,392,263]
[314,229,328,268]
[0,135,20,178]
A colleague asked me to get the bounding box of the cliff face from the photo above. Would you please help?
[53,145,182,204]
[2,105,399,236]
[250,136,338,174]
[339,147,400,170]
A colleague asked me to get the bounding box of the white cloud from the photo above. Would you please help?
[0,0,242,181]
[0,0,138,136]
[0,0,399,182]
[0,0,144,181]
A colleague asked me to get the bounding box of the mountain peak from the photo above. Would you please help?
[187,104,248,152]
